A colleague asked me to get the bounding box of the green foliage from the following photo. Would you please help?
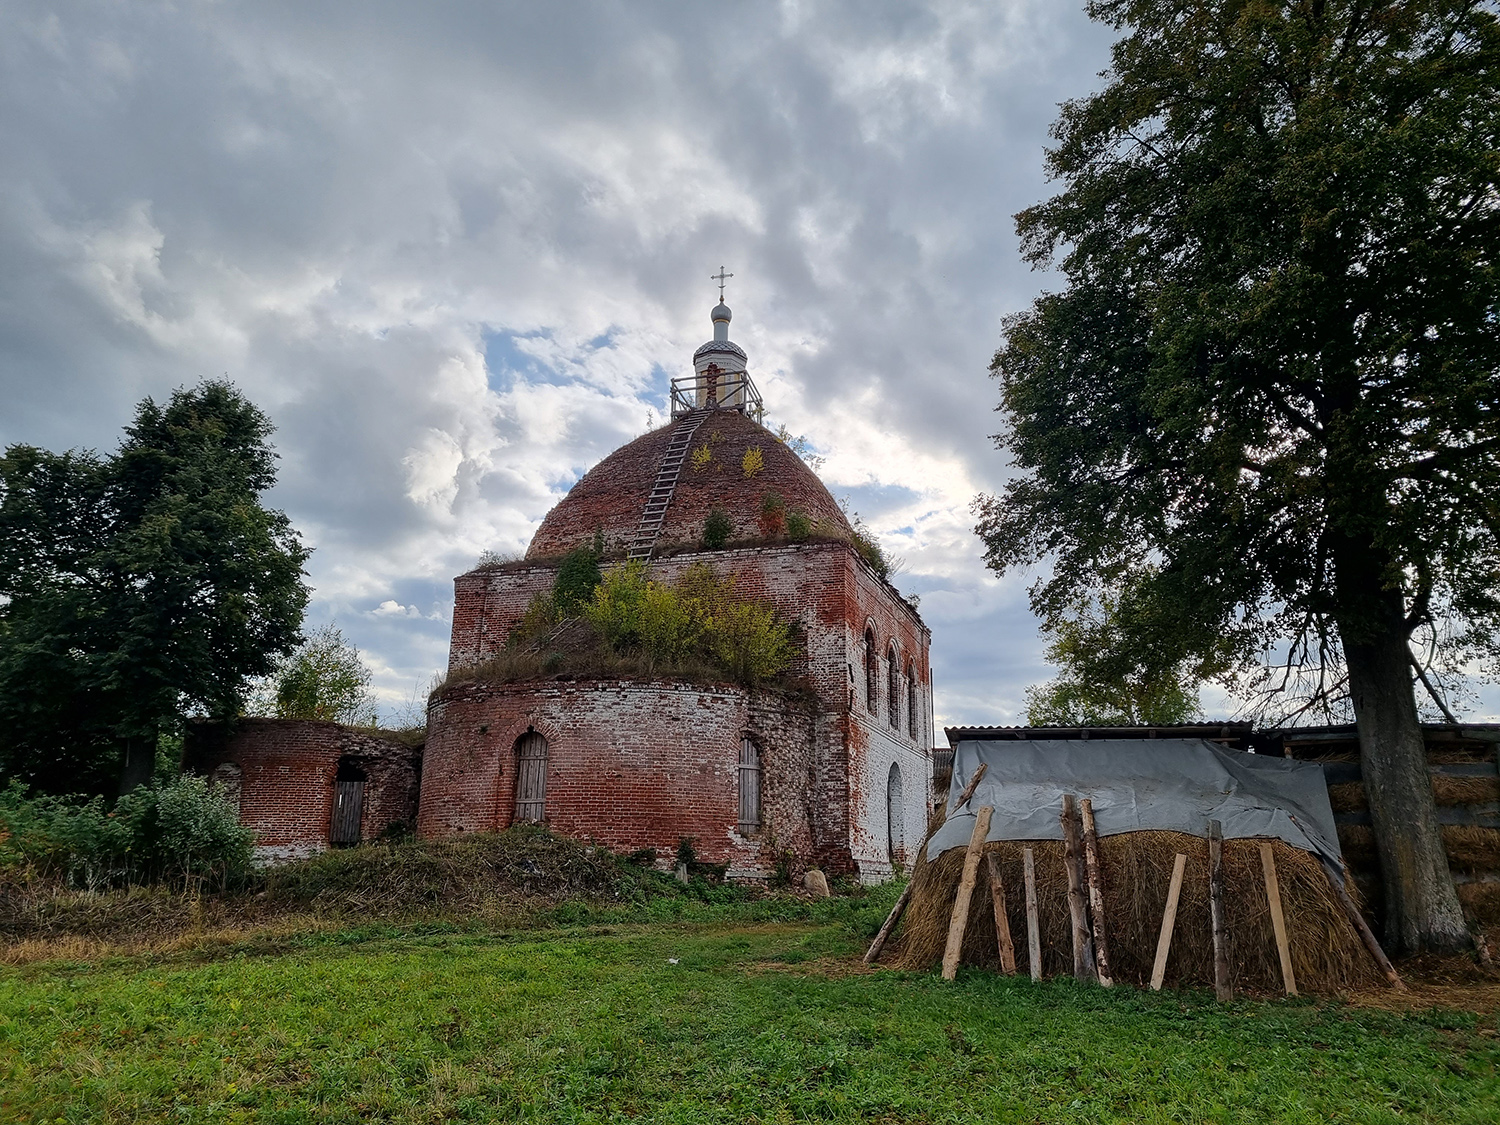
[0,774,254,891]
[552,545,603,616]
[579,561,793,685]
[264,625,376,725]
[581,560,651,649]
[976,0,1500,715]
[701,507,732,549]
[0,381,310,794]
[1024,588,1206,727]
[706,600,795,686]
[786,510,811,542]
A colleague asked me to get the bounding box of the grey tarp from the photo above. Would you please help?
[929,739,1343,870]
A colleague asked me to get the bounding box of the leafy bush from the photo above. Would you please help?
[742,446,765,477]
[707,600,794,685]
[577,561,793,686]
[0,774,254,891]
[702,508,733,549]
[786,510,811,542]
[553,545,603,615]
[758,491,786,538]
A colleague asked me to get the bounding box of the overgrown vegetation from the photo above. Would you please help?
[0,775,253,893]
[701,506,732,549]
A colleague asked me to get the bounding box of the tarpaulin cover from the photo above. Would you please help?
[928,739,1343,870]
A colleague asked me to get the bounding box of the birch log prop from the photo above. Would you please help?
[1324,865,1408,991]
[1150,852,1188,991]
[1260,842,1298,997]
[1079,798,1114,988]
[1060,794,1097,982]
[1208,820,1231,1002]
[1023,846,1042,981]
[942,805,995,980]
[985,851,1017,975]
[863,762,989,964]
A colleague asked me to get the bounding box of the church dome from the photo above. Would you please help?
[526,408,850,559]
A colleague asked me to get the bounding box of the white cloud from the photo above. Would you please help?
[13,0,1451,733]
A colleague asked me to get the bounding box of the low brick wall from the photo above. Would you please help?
[420,678,817,877]
[185,719,422,863]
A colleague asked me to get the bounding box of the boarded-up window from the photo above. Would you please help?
[906,660,919,740]
[864,629,878,714]
[738,737,762,835]
[887,763,905,864]
[514,731,548,823]
[331,758,366,846]
[887,648,900,729]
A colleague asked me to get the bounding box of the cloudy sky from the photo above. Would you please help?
[12,1,1481,729]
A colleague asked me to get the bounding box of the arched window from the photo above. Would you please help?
[738,736,762,835]
[906,659,919,740]
[887,762,906,864]
[864,628,878,714]
[514,730,549,823]
[887,647,900,729]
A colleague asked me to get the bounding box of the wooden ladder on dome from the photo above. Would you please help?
[627,408,711,561]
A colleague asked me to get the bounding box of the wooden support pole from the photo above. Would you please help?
[1259,842,1297,997]
[942,805,995,980]
[1060,794,1097,982]
[1208,820,1231,1002]
[1079,798,1113,988]
[1150,852,1188,991]
[985,851,1017,975]
[1323,864,1407,991]
[1023,846,1042,981]
[863,762,989,965]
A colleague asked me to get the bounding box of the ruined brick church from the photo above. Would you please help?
[190,293,933,881]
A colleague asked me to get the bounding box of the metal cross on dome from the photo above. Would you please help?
[711,267,733,302]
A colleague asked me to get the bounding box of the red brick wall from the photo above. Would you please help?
[419,679,817,874]
[185,719,421,862]
[440,541,931,878]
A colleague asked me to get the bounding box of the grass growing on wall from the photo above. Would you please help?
[2,907,1498,1123]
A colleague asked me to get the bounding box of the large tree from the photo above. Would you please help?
[0,382,310,794]
[977,0,1500,953]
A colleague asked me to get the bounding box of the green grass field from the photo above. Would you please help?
[2,897,1497,1124]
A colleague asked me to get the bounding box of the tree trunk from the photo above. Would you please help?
[1338,602,1469,955]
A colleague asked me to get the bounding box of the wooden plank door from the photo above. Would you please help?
[514,732,548,823]
[331,779,364,845]
[738,737,761,834]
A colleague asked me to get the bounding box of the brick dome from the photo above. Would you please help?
[527,408,851,559]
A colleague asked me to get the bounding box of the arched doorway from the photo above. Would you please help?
[886,762,905,865]
[514,731,549,823]
[331,758,366,846]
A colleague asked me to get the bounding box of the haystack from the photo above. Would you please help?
[889,737,1387,993]
[891,831,1384,992]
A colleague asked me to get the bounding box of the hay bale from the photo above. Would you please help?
[1442,826,1500,874]
[1431,774,1500,807]
[1327,782,1367,813]
[1457,881,1500,928]
[892,831,1384,993]
[1338,825,1378,870]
